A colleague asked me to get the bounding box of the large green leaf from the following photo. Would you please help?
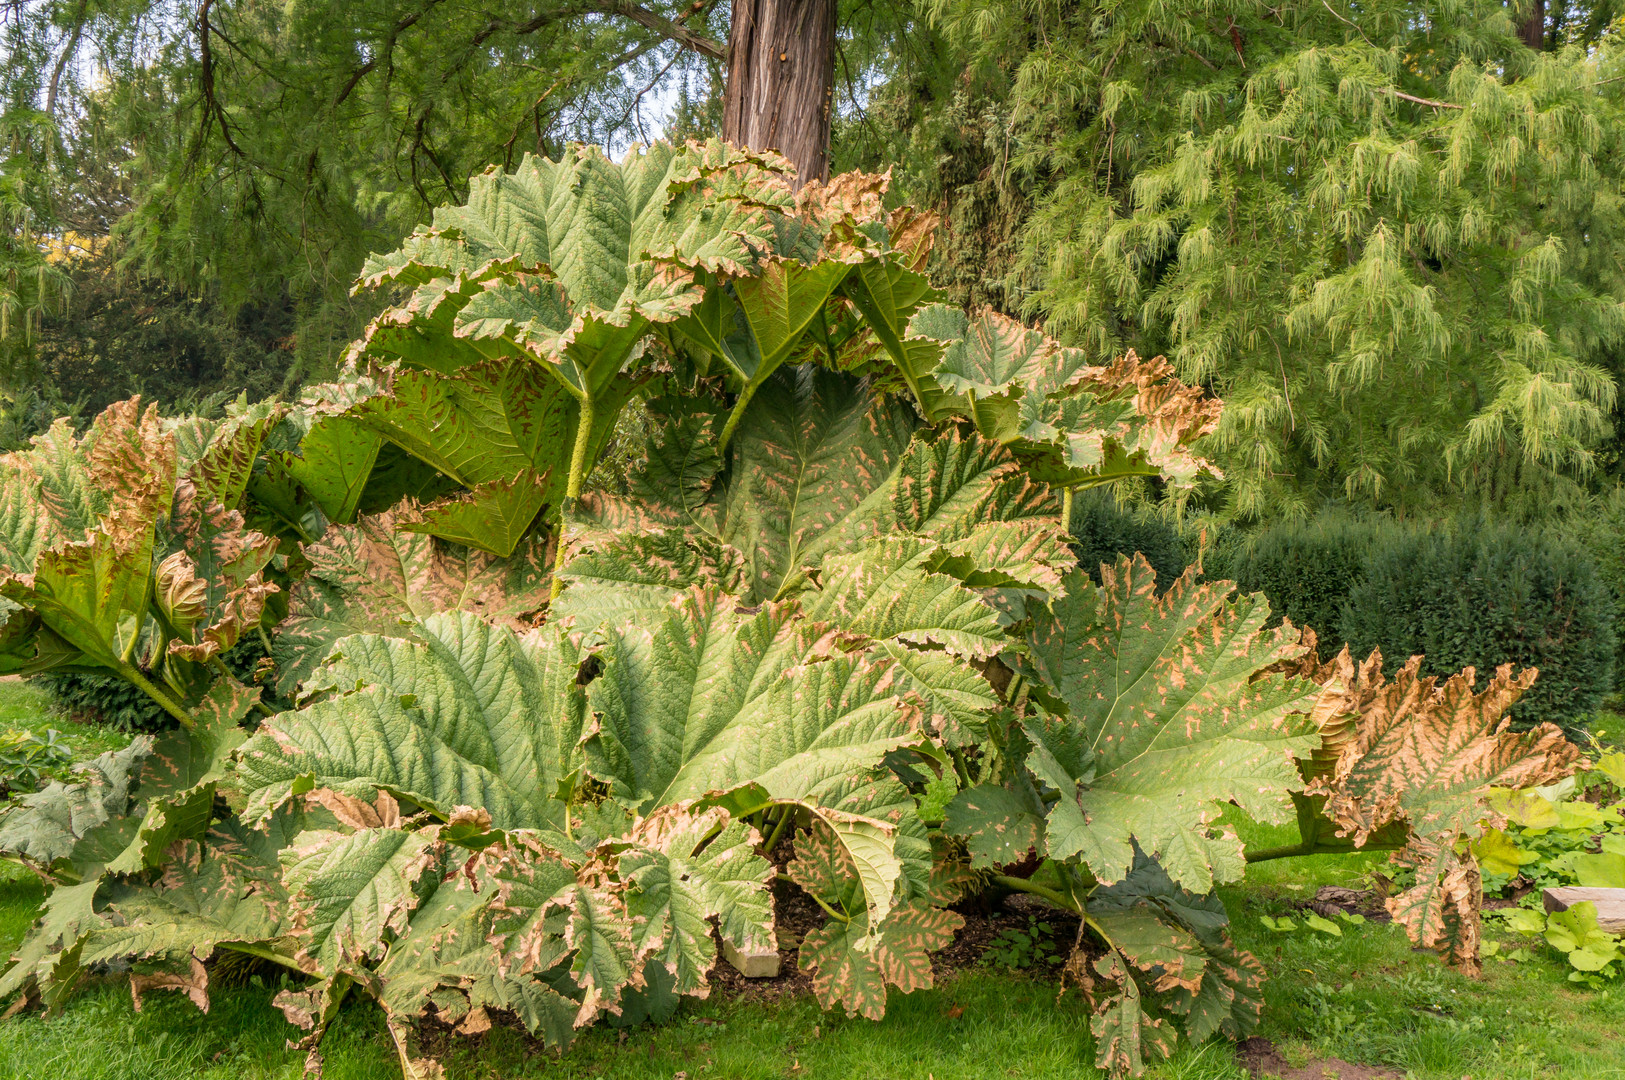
[713,259,851,393]
[101,676,258,876]
[0,877,104,1009]
[281,825,435,972]
[85,814,298,969]
[581,589,923,814]
[272,508,551,695]
[268,377,388,526]
[580,587,929,924]
[1020,557,1321,892]
[0,739,152,868]
[394,472,551,556]
[942,783,1043,868]
[1088,950,1177,1076]
[185,399,285,511]
[364,142,781,317]
[351,361,563,489]
[552,529,746,634]
[242,613,585,832]
[906,306,1220,490]
[616,806,774,995]
[717,366,918,600]
[799,537,1005,659]
[841,259,950,420]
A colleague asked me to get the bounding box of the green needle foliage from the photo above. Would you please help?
[860,0,1625,521]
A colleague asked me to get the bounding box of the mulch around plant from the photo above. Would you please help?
[707,877,1076,1006]
[1236,1036,1402,1080]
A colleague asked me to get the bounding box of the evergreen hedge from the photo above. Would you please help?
[1218,518,1614,733]
[1342,528,1615,734]
[1214,519,1384,637]
[1068,492,1186,586]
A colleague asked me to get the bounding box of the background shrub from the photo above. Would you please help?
[36,636,271,733]
[1208,516,1387,637]
[1068,491,1186,586]
[1208,516,1615,733]
[1555,488,1625,681]
[1340,526,1615,734]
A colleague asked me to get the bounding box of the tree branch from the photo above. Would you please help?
[334,0,448,108]
[583,0,725,59]
[1381,87,1464,110]
[45,0,88,117]
[197,0,247,157]
[611,47,682,140]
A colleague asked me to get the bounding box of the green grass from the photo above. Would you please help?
[1226,810,1625,1080]
[0,677,126,759]
[2,669,1623,1080]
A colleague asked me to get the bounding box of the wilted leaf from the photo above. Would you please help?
[158,491,280,665]
[796,893,962,1021]
[1310,657,1578,846]
[1087,950,1177,1078]
[617,805,774,995]
[1386,837,1483,976]
[942,784,1042,868]
[280,827,435,973]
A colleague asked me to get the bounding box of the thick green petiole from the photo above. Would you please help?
[550,393,597,602]
[115,659,194,728]
[717,378,762,456]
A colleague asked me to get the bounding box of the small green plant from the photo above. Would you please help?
[1260,911,1363,936]
[1490,902,1624,986]
[0,729,73,799]
[984,915,1062,970]
[1475,751,1625,896]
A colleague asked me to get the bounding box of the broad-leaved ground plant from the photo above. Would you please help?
[0,141,1583,1078]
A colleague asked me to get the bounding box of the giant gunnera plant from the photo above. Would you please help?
[0,143,1580,1078]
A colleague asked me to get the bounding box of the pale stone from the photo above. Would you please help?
[722,939,780,978]
[1543,886,1625,932]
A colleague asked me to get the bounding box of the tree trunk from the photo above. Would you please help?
[1519,0,1545,49]
[721,0,836,189]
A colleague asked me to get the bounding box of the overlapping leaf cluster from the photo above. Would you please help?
[0,140,1569,1080]
[1265,633,1581,975]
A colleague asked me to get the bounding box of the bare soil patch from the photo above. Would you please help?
[1236,1036,1402,1080]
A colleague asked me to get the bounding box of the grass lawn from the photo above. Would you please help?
[1,680,1622,1080]
[0,678,129,760]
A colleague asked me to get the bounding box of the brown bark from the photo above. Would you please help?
[1519,0,1545,50]
[721,0,836,189]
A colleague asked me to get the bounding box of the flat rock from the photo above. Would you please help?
[1543,886,1625,932]
[722,940,780,978]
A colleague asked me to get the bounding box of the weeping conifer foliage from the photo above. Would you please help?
[858,0,1625,520]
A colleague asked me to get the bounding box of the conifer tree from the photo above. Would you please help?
[858,0,1625,519]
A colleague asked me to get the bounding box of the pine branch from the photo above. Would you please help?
[1381,87,1463,110]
